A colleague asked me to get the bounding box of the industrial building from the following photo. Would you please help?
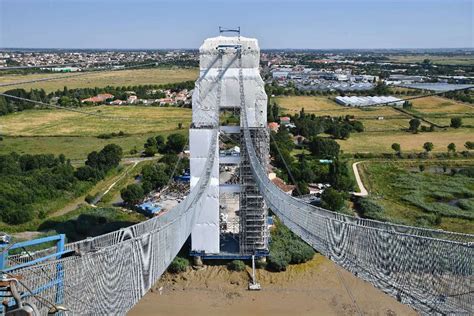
[335,95,403,107]
[190,34,269,259]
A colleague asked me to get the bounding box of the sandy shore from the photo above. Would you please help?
[129,255,417,316]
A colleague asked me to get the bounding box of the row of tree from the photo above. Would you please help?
[143,133,187,157]
[0,80,195,116]
[0,144,123,225]
[391,141,473,156]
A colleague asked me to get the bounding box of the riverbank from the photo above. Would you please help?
[129,255,416,316]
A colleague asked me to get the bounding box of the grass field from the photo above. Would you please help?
[338,128,472,153]
[410,96,474,115]
[1,106,191,136]
[357,118,414,131]
[406,96,474,127]
[0,106,191,159]
[358,161,474,233]
[388,54,474,65]
[0,67,199,92]
[275,96,474,153]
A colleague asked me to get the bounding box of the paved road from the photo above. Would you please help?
[352,161,368,197]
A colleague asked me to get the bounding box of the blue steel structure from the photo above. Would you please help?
[0,235,67,311]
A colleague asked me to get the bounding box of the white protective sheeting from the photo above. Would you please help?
[191,35,267,254]
[190,128,220,253]
[192,36,267,128]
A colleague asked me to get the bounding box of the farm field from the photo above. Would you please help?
[0,134,164,160]
[0,106,191,159]
[337,128,472,153]
[0,106,191,136]
[357,161,474,233]
[410,96,474,114]
[358,118,415,131]
[388,54,474,65]
[275,96,474,153]
[275,95,408,117]
[0,67,199,92]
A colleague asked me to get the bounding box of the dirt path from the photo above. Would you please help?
[352,161,368,197]
[129,255,416,316]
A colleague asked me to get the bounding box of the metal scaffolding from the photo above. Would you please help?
[238,126,269,255]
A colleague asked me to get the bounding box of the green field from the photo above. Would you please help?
[388,54,474,65]
[406,96,474,127]
[0,67,198,92]
[1,106,191,136]
[275,96,474,153]
[358,161,474,233]
[338,128,472,153]
[0,106,191,159]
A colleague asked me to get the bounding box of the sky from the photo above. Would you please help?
[0,0,472,49]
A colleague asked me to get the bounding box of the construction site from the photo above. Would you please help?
[190,32,270,260]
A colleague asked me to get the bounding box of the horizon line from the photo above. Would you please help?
[1,47,473,51]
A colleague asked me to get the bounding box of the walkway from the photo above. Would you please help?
[352,161,368,197]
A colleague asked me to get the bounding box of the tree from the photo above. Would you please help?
[450,117,462,129]
[447,143,456,153]
[144,146,157,157]
[292,182,310,196]
[141,163,169,192]
[409,119,421,133]
[120,183,144,205]
[155,135,166,152]
[74,165,103,182]
[165,133,186,154]
[402,101,412,109]
[308,137,340,158]
[423,142,434,153]
[419,164,425,172]
[328,159,354,191]
[86,144,122,172]
[144,137,157,150]
[99,144,123,169]
[465,141,474,150]
[321,188,345,212]
[391,143,401,155]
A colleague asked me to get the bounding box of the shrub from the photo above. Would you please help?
[1,208,34,225]
[458,167,474,178]
[267,220,314,272]
[288,240,315,264]
[450,117,462,128]
[267,250,291,272]
[321,188,346,212]
[168,257,189,274]
[355,198,385,221]
[227,260,246,271]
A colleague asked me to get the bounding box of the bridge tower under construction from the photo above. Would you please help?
[190,32,269,258]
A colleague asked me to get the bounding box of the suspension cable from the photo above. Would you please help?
[0,93,130,119]
[334,264,363,316]
[359,85,473,107]
[269,131,301,195]
[0,62,158,88]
